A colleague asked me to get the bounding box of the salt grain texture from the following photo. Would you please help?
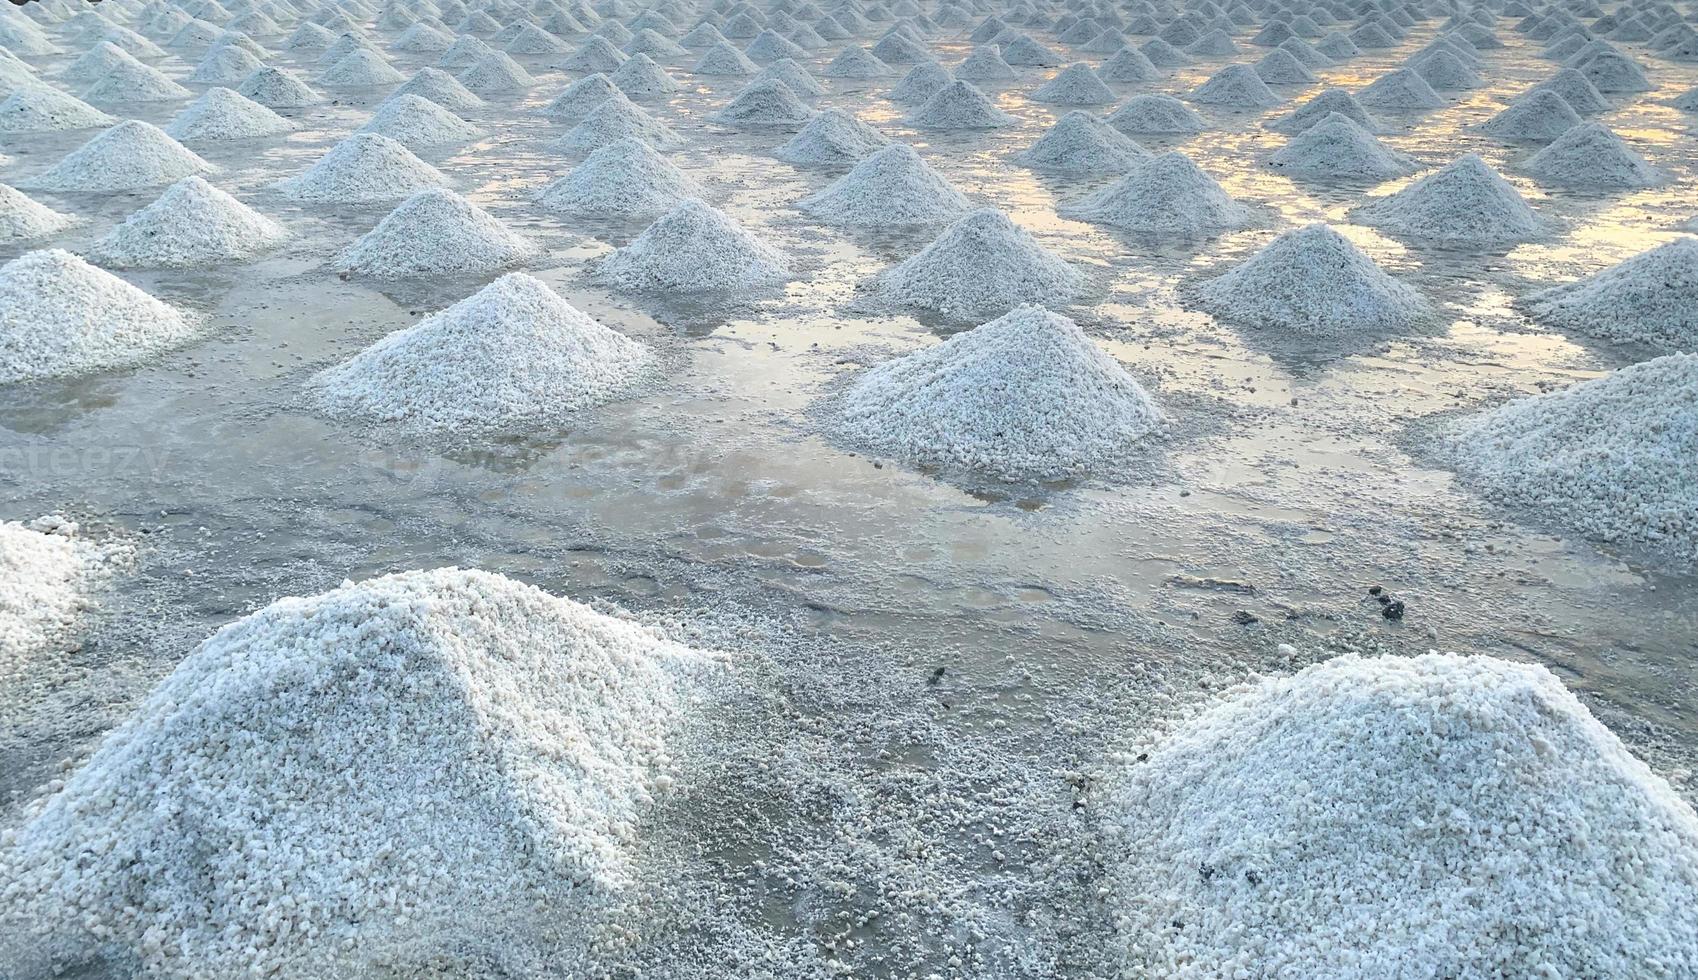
[598,198,790,294]
[338,188,537,279]
[276,133,448,203]
[1522,121,1665,189]
[94,175,286,268]
[1523,237,1698,352]
[0,517,108,663]
[538,136,703,218]
[798,142,970,227]
[25,120,213,193]
[1353,154,1547,248]
[1016,110,1148,176]
[775,108,889,167]
[871,208,1082,322]
[0,248,196,383]
[1061,151,1249,236]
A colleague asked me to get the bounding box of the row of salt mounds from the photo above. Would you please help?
[596,199,790,294]
[93,176,287,269]
[1061,151,1249,236]
[870,209,1083,323]
[1264,113,1417,182]
[798,142,970,227]
[276,133,449,203]
[1522,238,1698,353]
[1194,224,1431,338]
[0,516,110,662]
[0,249,197,384]
[1016,110,1148,177]
[23,120,213,193]
[1521,121,1666,189]
[338,188,538,279]
[1352,154,1548,249]
[774,107,889,167]
[0,183,76,241]
[826,306,1163,482]
[1109,651,1698,977]
[310,274,652,434]
[164,87,293,141]
[0,567,710,975]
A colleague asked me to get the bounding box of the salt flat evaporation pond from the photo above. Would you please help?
[1,4,1697,978]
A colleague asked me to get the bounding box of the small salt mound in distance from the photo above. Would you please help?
[1315,31,1361,60]
[1532,68,1609,116]
[775,108,889,167]
[1111,651,1698,976]
[1033,62,1114,105]
[1108,93,1207,135]
[543,73,620,119]
[908,78,1013,129]
[0,517,107,661]
[1522,121,1666,189]
[1353,154,1547,248]
[825,45,895,79]
[1410,48,1483,90]
[1253,48,1316,85]
[623,28,687,59]
[394,22,455,53]
[237,65,321,108]
[598,198,790,294]
[554,89,683,153]
[93,175,286,268]
[394,67,486,111]
[459,51,535,93]
[870,208,1082,322]
[1097,46,1161,83]
[188,42,264,84]
[1196,223,1430,337]
[827,305,1162,482]
[869,30,929,65]
[1522,237,1698,352]
[0,183,76,241]
[799,142,970,227]
[165,86,293,141]
[360,94,482,150]
[0,567,701,977]
[440,34,498,69]
[1061,151,1248,236]
[539,136,703,219]
[506,22,570,55]
[1577,49,1652,93]
[612,53,680,99]
[1186,29,1239,57]
[338,188,537,279]
[276,133,448,204]
[1266,88,1379,134]
[82,59,191,104]
[59,42,142,86]
[1277,37,1333,69]
[691,40,755,76]
[1188,63,1280,107]
[1141,37,1192,68]
[1016,110,1148,176]
[1266,112,1417,181]
[319,48,407,86]
[1356,66,1445,110]
[0,84,115,133]
[1001,34,1060,67]
[954,44,1016,81]
[751,58,823,99]
[711,78,816,127]
[748,28,808,64]
[889,60,951,104]
[0,248,196,384]
[1481,89,1581,141]
[25,120,214,193]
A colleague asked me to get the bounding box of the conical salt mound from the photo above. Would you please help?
[1523,237,1698,351]
[1577,50,1651,93]
[237,66,322,108]
[505,23,570,55]
[799,142,971,227]
[0,84,116,133]
[1278,37,1334,70]
[394,22,455,53]
[1266,112,1418,181]
[1108,93,1207,134]
[871,208,1082,322]
[0,183,76,241]
[1532,68,1609,116]
[1002,35,1060,68]
[1033,62,1115,105]
[712,78,816,126]
[1112,651,1698,975]
[1061,151,1249,236]
[459,51,535,93]
[360,94,482,149]
[1353,154,1546,248]
[597,198,790,294]
[775,108,890,166]
[1097,46,1161,83]
[1189,63,1280,108]
[188,43,265,85]
[825,45,894,79]
[954,44,1016,81]
[1522,122,1665,189]
[1254,48,1317,86]
[338,188,537,280]
[1266,88,1378,134]
[81,60,192,104]
[539,136,703,219]
[94,176,286,268]
[319,48,406,87]
[1016,110,1148,176]
[691,40,755,75]
[909,78,1013,129]
[276,133,448,203]
[0,249,197,384]
[1141,37,1192,68]
[869,31,929,65]
[1356,67,1445,110]
[1187,29,1240,57]
[612,53,680,99]
[1196,223,1430,337]
[751,58,824,99]
[554,88,683,153]
[1482,89,1582,141]
[165,87,293,141]
[544,73,620,119]
[25,120,214,193]
[392,67,486,111]
[59,42,143,85]
[748,29,808,64]
[1411,48,1483,90]
[889,60,951,104]
[439,34,497,69]
[827,305,1163,481]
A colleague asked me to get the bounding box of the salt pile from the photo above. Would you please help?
[1522,122,1666,189]
[1533,68,1609,116]
[319,48,407,87]
[1577,50,1651,93]
[165,87,293,141]
[1267,88,1379,134]
[394,22,455,53]
[954,44,1016,81]
[81,60,191,104]
[611,53,680,99]
[1253,48,1317,86]
[1140,37,1192,68]
[543,73,621,119]
[597,199,790,294]
[1108,94,1207,135]
[1096,46,1161,83]
[870,31,929,65]
[439,34,497,69]
[870,208,1082,322]
[237,66,322,108]
[24,120,213,193]
[1186,29,1239,57]
[827,306,1162,482]
[1016,110,1148,176]
[1196,223,1430,337]
[505,23,570,55]
[188,42,264,85]
[798,142,970,227]
[624,28,687,59]
[538,136,703,218]
[691,40,755,75]
[1481,89,1582,141]
[774,108,889,167]
[750,58,824,99]
[1353,154,1547,248]
[1061,152,1249,236]
[1110,652,1698,976]
[276,133,448,204]
[1189,64,1280,108]
[338,188,537,279]
[0,567,702,976]
[94,176,286,268]
[0,84,115,133]
[0,183,76,241]
[1001,35,1060,67]
[1266,112,1417,181]
[59,42,142,86]
[889,60,951,104]
[459,52,535,94]
[360,94,482,149]
[554,89,683,153]
[0,517,107,661]
[825,45,894,79]
[748,28,808,64]
[909,78,1013,129]
[711,78,816,127]
[1411,49,1483,90]
[1522,237,1698,352]
[1032,62,1114,106]
[562,35,629,73]
[393,67,486,111]
[1356,67,1445,110]
[0,249,196,384]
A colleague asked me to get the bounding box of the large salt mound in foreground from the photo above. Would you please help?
[0,517,106,662]
[338,188,538,279]
[276,133,449,203]
[0,249,197,384]
[539,136,703,219]
[1061,151,1249,236]
[1353,154,1547,248]
[25,120,214,193]
[94,176,287,268]
[598,199,790,295]
[1524,237,1698,353]
[0,567,706,975]
[829,306,1163,482]
[1110,652,1698,976]
[798,142,971,227]
[871,209,1082,323]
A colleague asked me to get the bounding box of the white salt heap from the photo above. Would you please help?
[871,209,1082,322]
[1111,651,1698,976]
[1188,63,1280,108]
[338,188,537,279]
[612,53,680,99]
[1523,237,1698,352]
[392,67,485,111]
[1481,89,1582,141]
[0,517,109,663]
[1356,66,1445,110]
[0,567,706,976]
[82,60,191,104]
[1108,94,1207,135]
[276,133,448,203]
[165,87,293,141]
[1196,223,1430,338]
[1533,68,1609,116]
[359,94,482,149]
[94,176,286,268]
[953,44,1016,81]
[0,183,75,241]
[775,108,889,166]
[1032,62,1115,105]
[799,142,970,227]
[1097,46,1161,83]
[1266,112,1417,181]
[598,199,790,294]
[555,89,683,154]
[889,60,951,104]
[0,249,197,384]
[459,51,535,93]
[24,120,213,193]
[318,48,407,87]
[312,275,652,432]
[1522,122,1666,189]
[1353,154,1547,248]
[1061,152,1249,236]
[538,136,703,219]
[909,78,1014,129]
[0,85,116,133]
[543,74,621,119]
[1016,110,1148,176]
[712,78,816,126]
[828,305,1163,482]
[237,66,322,108]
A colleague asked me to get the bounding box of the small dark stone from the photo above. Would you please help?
[1231,610,1258,625]
[926,666,946,686]
[1198,863,1216,881]
[1245,869,1261,885]
[1382,600,1406,621]
[1135,752,1149,763]
[1367,585,1383,596]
